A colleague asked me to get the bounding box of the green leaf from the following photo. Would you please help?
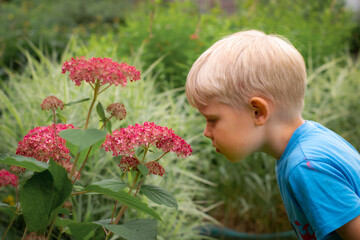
[96,102,106,120]
[20,170,55,232]
[85,183,161,221]
[59,129,106,153]
[20,161,73,232]
[55,217,76,228]
[64,98,90,106]
[48,161,73,219]
[105,119,112,134]
[68,222,99,240]
[66,138,104,167]
[0,154,48,172]
[104,219,158,240]
[141,185,178,209]
[138,164,149,177]
[89,179,127,192]
[0,202,11,208]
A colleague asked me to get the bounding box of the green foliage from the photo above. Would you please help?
[59,129,106,153]
[20,161,73,232]
[0,0,133,77]
[116,0,213,89]
[0,154,48,172]
[235,0,356,66]
[104,219,158,240]
[109,0,358,89]
[85,181,161,221]
[304,55,360,149]
[141,185,178,209]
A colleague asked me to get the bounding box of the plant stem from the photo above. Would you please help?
[100,116,113,130]
[84,80,100,130]
[69,152,80,179]
[72,145,93,183]
[110,201,118,224]
[113,171,141,224]
[56,230,63,240]
[71,190,88,196]
[46,218,56,240]
[21,226,27,240]
[52,109,63,167]
[153,151,168,162]
[97,83,112,95]
[1,211,17,240]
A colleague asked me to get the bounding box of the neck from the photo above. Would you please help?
[261,117,305,160]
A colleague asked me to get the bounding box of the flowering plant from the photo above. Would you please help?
[0,57,192,240]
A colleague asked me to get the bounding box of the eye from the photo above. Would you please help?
[206,118,217,123]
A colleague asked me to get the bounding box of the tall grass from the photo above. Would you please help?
[0,40,216,239]
[304,54,360,149]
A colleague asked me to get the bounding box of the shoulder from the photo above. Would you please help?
[278,120,360,184]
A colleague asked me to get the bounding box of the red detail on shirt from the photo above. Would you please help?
[294,221,317,240]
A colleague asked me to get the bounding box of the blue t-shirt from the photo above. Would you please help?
[276,121,360,240]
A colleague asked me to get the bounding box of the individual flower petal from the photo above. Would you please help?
[102,122,192,158]
[106,103,126,121]
[0,169,19,187]
[41,96,64,111]
[61,57,141,87]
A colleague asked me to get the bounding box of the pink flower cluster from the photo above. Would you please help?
[106,103,126,121]
[61,57,141,87]
[146,161,165,177]
[16,124,75,163]
[118,156,140,172]
[10,165,26,175]
[101,122,192,158]
[0,169,19,187]
[118,157,165,177]
[41,96,64,111]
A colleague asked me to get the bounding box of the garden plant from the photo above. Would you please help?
[0,55,194,240]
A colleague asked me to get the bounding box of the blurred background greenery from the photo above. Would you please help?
[0,0,360,239]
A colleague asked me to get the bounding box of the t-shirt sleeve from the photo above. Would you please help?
[289,160,360,239]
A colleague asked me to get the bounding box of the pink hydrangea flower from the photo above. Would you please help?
[0,169,19,187]
[106,103,127,121]
[41,96,64,111]
[118,156,140,173]
[16,124,75,163]
[61,57,141,87]
[145,161,165,177]
[101,122,192,158]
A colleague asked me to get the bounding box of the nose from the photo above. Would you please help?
[203,124,213,139]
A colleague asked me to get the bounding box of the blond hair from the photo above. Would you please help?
[186,30,306,120]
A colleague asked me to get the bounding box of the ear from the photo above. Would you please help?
[249,97,271,126]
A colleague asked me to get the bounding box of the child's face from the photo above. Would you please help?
[198,100,263,162]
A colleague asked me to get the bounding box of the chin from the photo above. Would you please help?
[225,154,245,163]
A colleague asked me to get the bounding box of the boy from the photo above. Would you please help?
[185,30,360,239]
